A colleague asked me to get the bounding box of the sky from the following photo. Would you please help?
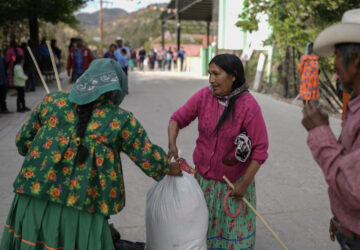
[78,0,171,13]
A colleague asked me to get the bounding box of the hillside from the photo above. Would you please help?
[76,8,127,26]
[78,4,209,49]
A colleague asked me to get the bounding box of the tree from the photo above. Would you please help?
[0,0,86,47]
[237,0,360,54]
[236,0,360,97]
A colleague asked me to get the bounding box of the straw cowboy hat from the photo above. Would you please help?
[314,8,360,56]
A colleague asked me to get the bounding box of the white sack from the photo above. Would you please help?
[146,171,208,250]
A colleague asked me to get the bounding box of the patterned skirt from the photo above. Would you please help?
[0,194,114,250]
[196,173,256,250]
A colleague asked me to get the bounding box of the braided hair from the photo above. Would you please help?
[75,102,94,165]
[211,54,246,132]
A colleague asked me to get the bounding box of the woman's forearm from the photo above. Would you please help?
[168,120,179,147]
[242,159,261,185]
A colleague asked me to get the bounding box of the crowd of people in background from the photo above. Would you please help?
[103,37,187,73]
[0,35,187,114]
[0,38,63,114]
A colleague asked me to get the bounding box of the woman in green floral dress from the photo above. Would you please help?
[0,58,181,250]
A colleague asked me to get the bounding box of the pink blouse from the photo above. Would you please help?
[171,87,269,182]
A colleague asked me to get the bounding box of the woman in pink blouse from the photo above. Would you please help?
[168,54,269,249]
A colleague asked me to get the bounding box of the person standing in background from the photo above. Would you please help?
[178,46,186,72]
[51,39,62,76]
[5,41,24,87]
[39,38,53,81]
[0,49,9,113]
[103,44,117,61]
[21,42,36,92]
[13,55,30,113]
[116,48,129,75]
[138,47,146,71]
[115,37,130,66]
[172,50,178,71]
[166,47,172,71]
[129,48,137,71]
[298,42,320,104]
[67,36,94,83]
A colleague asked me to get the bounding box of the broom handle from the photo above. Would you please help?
[26,46,50,94]
[46,41,62,91]
[223,176,289,250]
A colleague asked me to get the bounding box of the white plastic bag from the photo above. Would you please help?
[145,158,209,250]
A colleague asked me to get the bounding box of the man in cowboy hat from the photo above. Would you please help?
[301,9,360,249]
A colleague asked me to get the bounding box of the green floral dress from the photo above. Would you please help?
[13,91,170,215]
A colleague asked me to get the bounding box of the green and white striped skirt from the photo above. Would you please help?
[196,173,256,250]
[0,194,114,250]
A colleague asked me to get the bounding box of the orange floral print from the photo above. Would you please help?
[100,179,106,187]
[53,152,61,162]
[142,161,151,170]
[109,170,117,180]
[46,170,57,181]
[30,149,40,158]
[59,137,69,145]
[50,187,61,200]
[110,121,120,129]
[32,182,40,194]
[122,130,129,140]
[110,188,117,198]
[95,109,105,117]
[24,169,34,179]
[101,202,109,214]
[42,107,48,116]
[57,99,66,107]
[67,194,78,205]
[43,139,52,149]
[96,156,104,167]
[107,151,114,160]
[64,148,75,160]
[49,115,58,128]
[89,121,100,130]
[66,111,75,122]
[62,167,70,175]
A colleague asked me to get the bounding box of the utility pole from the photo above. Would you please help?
[99,0,103,57]
[176,0,181,52]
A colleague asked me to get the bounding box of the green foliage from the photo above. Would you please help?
[237,0,360,55]
[0,0,86,25]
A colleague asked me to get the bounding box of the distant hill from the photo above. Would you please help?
[76,8,127,26]
[77,4,208,50]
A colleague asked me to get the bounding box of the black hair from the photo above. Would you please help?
[15,55,24,64]
[209,54,246,132]
[335,43,360,68]
[110,44,117,49]
[75,102,94,165]
[51,39,56,46]
[121,48,127,54]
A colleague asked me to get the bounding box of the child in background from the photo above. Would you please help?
[116,48,128,76]
[14,55,30,112]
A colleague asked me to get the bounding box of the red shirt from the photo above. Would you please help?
[308,95,360,234]
[66,47,94,73]
[171,87,269,182]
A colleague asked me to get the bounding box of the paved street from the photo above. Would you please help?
[0,71,341,249]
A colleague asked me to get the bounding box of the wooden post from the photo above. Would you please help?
[99,0,103,58]
[161,20,165,50]
[176,0,181,52]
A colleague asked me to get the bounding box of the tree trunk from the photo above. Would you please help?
[28,16,39,58]
[28,16,41,85]
[282,45,290,98]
